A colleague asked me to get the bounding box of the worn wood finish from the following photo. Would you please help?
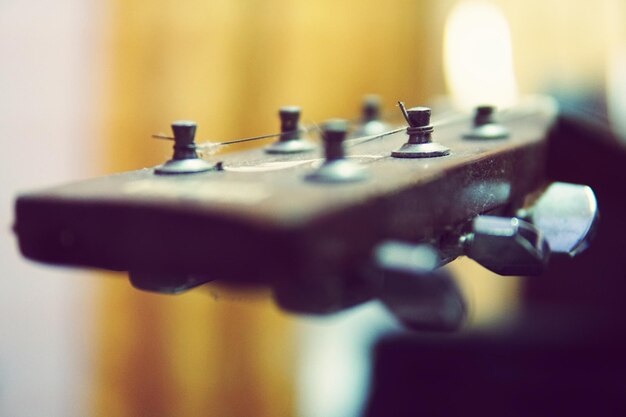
[15,99,556,312]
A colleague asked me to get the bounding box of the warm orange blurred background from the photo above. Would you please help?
[2,1,625,416]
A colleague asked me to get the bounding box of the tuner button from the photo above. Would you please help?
[523,182,598,256]
[463,105,509,140]
[305,119,368,183]
[463,216,550,276]
[155,120,215,175]
[265,106,315,154]
[391,106,450,158]
[374,242,466,332]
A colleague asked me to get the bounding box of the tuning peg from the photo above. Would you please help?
[305,119,369,183]
[463,105,509,140]
[391,106,451,158]
[520,182,598,256]
[352,95,388,137]
[155,120,215,175]
[374,242,466,331]
[462,216,550,276]
[265,106,315,154]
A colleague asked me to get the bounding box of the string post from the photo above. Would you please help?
[363,95,381,123]
[352,95,388,137]
[154,120,215,175]
[463,105,509,140]
[305,119,368,183]
[265,106,315,154]
[405,107,434,145]
[171,121,200,160]
[391,106,451,158]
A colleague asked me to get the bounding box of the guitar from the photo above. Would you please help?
[13,96,597,331]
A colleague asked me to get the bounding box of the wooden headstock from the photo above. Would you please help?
[14,97,561,319]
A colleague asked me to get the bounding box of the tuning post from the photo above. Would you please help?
[352,95,389,137]
[391,105,451,158]
[305,119,368,183]
[463,105,509,140]
[154,121,215,175]
[265,106,315,154]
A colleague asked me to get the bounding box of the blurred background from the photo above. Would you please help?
[1,0,625,416]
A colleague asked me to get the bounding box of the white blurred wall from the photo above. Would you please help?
[0,1,102,415]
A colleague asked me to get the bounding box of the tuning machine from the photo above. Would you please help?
[391,106,450,158]
[459,182,598,276]
[518,182,598,256]
[265,106,315,154]
[352,95,389,137]
[463,105,509,140]
[461,216,550,276]
[154,121,215,175]
[374,242,466,331]
[306,119,369,183]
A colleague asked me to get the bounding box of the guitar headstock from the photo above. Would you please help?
[14,95,595,330]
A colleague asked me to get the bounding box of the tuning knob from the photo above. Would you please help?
[391,106,450,158]
[374,242,466,331]
[305,119,368,183]
[155,120,215,175]
[463,105,509,140]
[521,182,598,256]
[265,106,315,154]
[462,216,550,276]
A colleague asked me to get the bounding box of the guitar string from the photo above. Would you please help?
[154,103,540,156]
[164,112,465,156]
[151,102,411,150]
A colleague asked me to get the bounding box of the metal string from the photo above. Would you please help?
[152,102,539,153]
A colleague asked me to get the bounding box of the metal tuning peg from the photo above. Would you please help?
[129,271,212,294]
[305,119,369,183]
[391,106,450,158]
[374,242,466,332]
[265,106,315,154]
[352,95,388,137]
[520,182,598,257]
[462,216,550,276]
[155,120,215,175]
[463,105,509,140]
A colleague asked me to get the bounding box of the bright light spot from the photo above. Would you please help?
[443,0,518,110]
[607,44,626,139]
